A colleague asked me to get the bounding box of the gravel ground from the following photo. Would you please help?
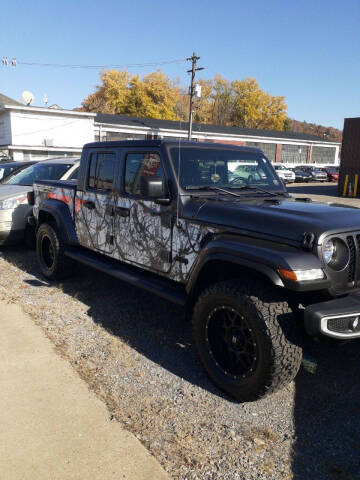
[1,246,359,480]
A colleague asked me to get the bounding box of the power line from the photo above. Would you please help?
[1,56,186,70]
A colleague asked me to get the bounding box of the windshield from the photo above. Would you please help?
[170,147,284,193]
[6,162,73,186]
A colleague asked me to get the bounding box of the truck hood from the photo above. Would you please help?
[183,197,360,244]
[0,185,31,201]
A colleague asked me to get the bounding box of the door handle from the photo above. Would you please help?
[84,200,96,210]
[115,206,130,217]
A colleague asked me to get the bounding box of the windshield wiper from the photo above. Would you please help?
[186,184,286,198]
[185,185,242,197]
[235,185,286,197]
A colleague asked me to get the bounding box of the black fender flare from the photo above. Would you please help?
[185,235,326,295]
[37,199,79,246]
[186,252,284,295]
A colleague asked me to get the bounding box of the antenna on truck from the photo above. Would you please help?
[176,122,182,228]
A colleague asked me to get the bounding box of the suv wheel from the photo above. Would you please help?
[192,279,302,402]
[36,222,74,280]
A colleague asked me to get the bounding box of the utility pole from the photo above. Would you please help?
[187,52,204,140]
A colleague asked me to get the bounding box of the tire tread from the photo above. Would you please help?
[192,279,303,401]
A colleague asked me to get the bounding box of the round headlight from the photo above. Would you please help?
[322,237,350,271]
[323,239,335,264]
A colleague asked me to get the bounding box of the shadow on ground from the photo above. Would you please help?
[1,246,226,400]
[2,246,360,479]
[292,338,360,479]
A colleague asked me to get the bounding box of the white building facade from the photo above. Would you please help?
[0,101,95,161]
[94,113,341,167]
[0,95,340,166]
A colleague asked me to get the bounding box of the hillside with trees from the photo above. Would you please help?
[78,69,342,140]
[286,119,342,143]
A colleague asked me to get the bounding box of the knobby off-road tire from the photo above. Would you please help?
[192,279,303,402]
[36,222,75,280]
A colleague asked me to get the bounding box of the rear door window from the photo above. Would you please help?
[88,152,115,191]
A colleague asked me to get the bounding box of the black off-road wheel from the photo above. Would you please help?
[192,279,303,402]
[36,222,74,280]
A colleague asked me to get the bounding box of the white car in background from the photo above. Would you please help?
[273,164,295,183]
[0,158,79,246]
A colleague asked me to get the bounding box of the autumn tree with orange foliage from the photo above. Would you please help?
[80,69,288,131]
[80,69,180,120]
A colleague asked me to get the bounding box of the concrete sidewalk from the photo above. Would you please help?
[0,302,170,480]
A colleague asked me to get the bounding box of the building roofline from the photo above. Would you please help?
[94,113,340,145]
[0,104,96,117]
[0,93,23,106]
[94,120,341,146]
[2,145,83,152]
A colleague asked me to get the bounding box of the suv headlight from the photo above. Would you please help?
[0,195,27,210]
[324,239,335,264]
[322,237,350,271]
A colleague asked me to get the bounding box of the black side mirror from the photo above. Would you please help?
[140,175,166,198]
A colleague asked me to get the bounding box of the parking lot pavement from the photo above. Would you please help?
[287,182,360,208]
[0,302,169,480]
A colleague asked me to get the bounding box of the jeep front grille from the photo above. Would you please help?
[347,236,356,283]
[321,232,360,292]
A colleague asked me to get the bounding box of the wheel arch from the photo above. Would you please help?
[37,200,79,246]
[186,253,284,300]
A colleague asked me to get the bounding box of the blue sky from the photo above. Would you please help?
[1,0,359,129]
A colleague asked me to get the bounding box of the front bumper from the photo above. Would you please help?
[305,292,360,339]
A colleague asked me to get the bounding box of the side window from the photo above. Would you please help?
[69,166,79,181]
[88,153,100,189]
[87,152,115,191]
[97,154,115,191]
[125,152,164,195]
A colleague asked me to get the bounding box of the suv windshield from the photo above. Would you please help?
[6,162,73,186]
[170,147,284,193]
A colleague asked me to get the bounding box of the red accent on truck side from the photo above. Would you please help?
[47,192,72,205]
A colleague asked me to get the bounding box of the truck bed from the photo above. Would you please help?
[34,179,77,190]
[33,179,77,222]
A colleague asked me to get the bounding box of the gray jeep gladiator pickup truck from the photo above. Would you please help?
[30,140,360,401]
